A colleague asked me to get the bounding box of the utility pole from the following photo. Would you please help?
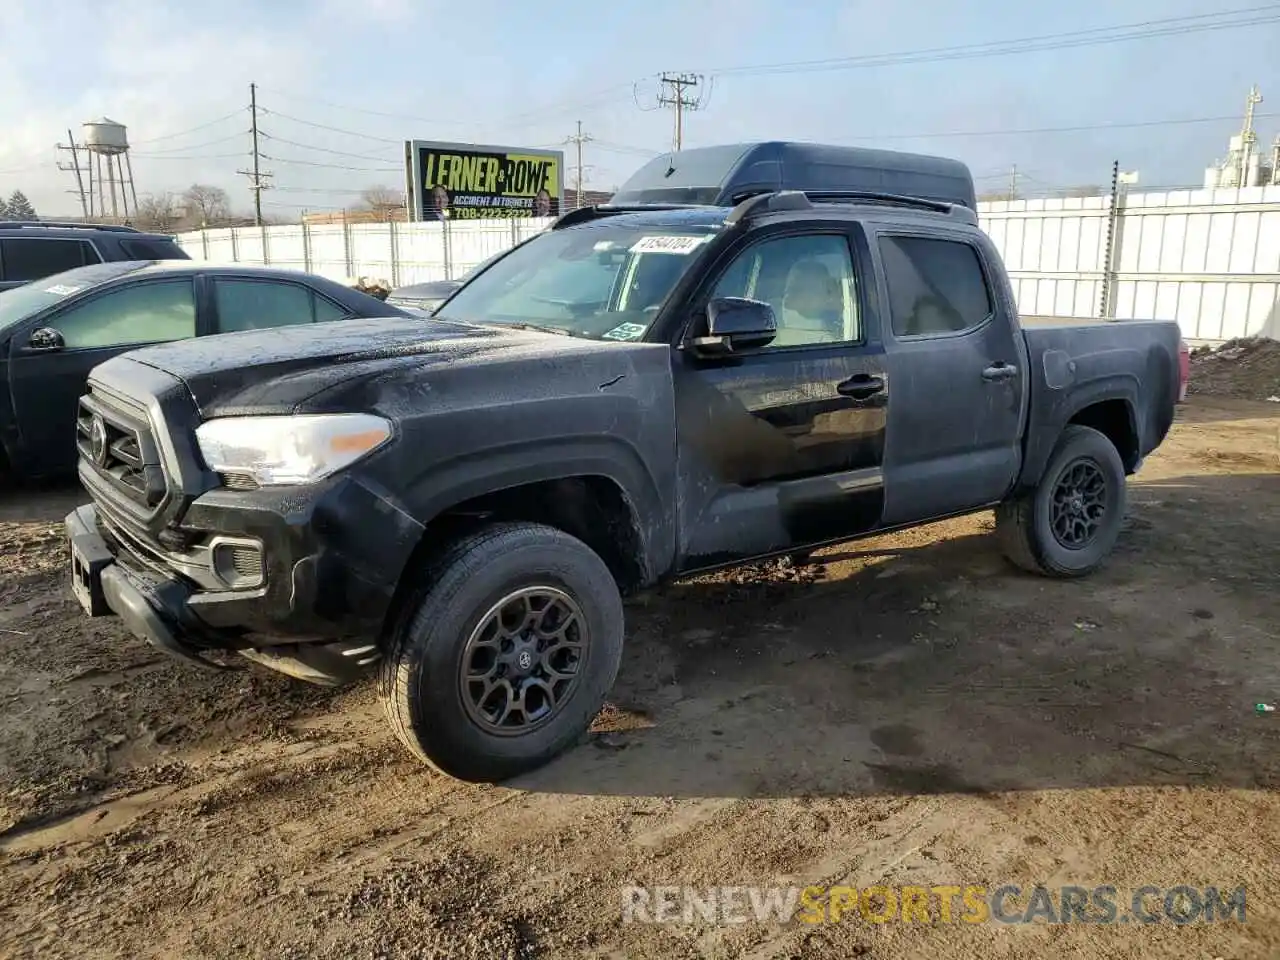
[1007,164,1019,201]
[1099,160,1120,320]
[56,128,90,218]
[237,82,272,226]
[657,73,705,152]
[564,120,594,209]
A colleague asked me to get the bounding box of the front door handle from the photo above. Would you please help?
[982,362,1018,382]
[836,374,886,400]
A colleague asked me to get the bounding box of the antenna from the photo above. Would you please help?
[656,72,705,152]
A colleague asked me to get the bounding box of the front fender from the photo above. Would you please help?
[397,433,676,578]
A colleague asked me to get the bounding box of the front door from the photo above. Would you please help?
[873,230,1028,525]
[672,226,889,570]
[7,277,200,474]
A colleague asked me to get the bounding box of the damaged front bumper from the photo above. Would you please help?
[64,492,418,686]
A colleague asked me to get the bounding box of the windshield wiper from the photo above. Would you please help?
[435,314,578,338]
[504,322,575,337]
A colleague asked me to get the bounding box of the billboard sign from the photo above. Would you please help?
[405,140,565,221]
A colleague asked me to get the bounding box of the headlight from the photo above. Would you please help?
[195,413,393,486]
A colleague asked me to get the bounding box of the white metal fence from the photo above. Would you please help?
[176,217,557,288]
[176,186,1280,343]
[980,185,1280,342]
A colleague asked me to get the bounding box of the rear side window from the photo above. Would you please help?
[120,238,190,260]
[1,238,100,282]
[213,278,350,332]
[879,235,992,338]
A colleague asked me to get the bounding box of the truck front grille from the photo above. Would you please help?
[77,389,168,511]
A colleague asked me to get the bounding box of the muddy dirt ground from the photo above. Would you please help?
[1,395,1278,959]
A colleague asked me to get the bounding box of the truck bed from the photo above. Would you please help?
[1018,317,1182,486]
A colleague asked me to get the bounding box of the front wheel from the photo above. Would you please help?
[996,424,1128,578]
[380,522,624,782]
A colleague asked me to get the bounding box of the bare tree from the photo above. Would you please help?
[360,184,404,221]
[134,192,181,232]
[182,184,231,227]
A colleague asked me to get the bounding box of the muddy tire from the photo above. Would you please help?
[380,522,624,782]
[996,424,1128,578]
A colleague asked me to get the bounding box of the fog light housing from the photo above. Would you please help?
[210,538,265,590]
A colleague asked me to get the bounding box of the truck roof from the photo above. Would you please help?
[610,141,977,211]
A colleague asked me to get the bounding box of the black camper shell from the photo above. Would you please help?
[610,141,977,211]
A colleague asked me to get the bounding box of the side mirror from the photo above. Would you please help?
[691,297,777,356]
[28,327,66,352]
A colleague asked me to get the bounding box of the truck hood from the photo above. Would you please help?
[123,316,632,416]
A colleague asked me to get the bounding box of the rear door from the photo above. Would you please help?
[672,221,890,569]
[0,237,100,290]
[6,276,204,474]
[872,228,1028,525]
[208,276,353,333]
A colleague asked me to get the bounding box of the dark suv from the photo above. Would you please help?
[0,221,189,291]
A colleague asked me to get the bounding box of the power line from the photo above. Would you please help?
[272,185,371,195]
[706,7,1280,78]
[137,133,248,155]
[593,140,661,158]
[259,108,402,144]
[256,81,639,131]
[130,109,248,145]
[850,111,1280,143]
[260,154,400,173]
[131,152,247,160]
[259,133,396,163]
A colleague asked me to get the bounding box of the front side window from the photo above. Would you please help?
[50,279,196,349]
[879,235,993,338]
[711,233,861,348]
[213,279,345,332]
[1,238,99,282]
[437,222,721,341]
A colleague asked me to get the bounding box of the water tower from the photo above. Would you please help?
[79,117,138,221]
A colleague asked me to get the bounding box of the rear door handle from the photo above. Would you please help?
[836,374,886,400]
[982,362,1018,382]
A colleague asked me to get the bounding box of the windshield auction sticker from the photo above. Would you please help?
[43,284,82,296]
[602,322,648,341]
[629,235,709,255]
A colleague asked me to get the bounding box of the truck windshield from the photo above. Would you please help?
[436,222,720,341]
[0,261,147,335]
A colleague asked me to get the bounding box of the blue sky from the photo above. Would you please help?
[1,0,1277,217]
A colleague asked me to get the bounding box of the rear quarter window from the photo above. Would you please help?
[119,238,190,260]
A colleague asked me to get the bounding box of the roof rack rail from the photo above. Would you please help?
[723,190,812,225]
[549,201,710,231]
[0,220,142,233]
[724,190,978,226]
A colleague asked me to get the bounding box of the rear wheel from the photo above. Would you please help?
[996,424,1127,578]
[380,522,624,782]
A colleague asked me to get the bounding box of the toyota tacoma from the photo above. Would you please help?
[64,142,1184,782]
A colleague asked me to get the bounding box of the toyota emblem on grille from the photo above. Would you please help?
[89,415,109,466]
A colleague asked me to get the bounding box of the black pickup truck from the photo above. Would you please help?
[64,143,1184,782]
